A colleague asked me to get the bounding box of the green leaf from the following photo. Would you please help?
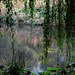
[0,65,4,69]
[0,71,8,75]
[47,67,61,71]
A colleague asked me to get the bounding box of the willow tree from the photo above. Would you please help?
[51,0,55,26]
[65,0,75,62]
[0,1,2,27]
[55,0,65,66]
[0,1,1,14]
[51,0,55,50]
[24,0,27,10]
[2,0,16,64]
[23,0,28,25]
[29,0,35,39]
[2,0,13,27]
[43,0,51,65]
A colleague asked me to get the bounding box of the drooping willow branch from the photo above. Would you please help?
[29,0,35,39]
[65,0,75,61]
[56,0,65,65]
[43,0,51,65]
[2,0,16,64]
[11,28,16,64]
[23,0,27,12]
[3,0,13,27]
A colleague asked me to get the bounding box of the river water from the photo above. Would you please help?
[0,25,75,70]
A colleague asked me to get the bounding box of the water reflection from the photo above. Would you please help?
[0,25,75,69]
[32,62,43,74]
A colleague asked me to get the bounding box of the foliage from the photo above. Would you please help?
[65,0,75,61]
[0,71,8,75]
[43,71,51,75]
[3,0,14,27]
[42,0,51,65]
[24,0,27,11]
[0,0,74,71]
[47,67,61,71]
[29,0,35,39]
